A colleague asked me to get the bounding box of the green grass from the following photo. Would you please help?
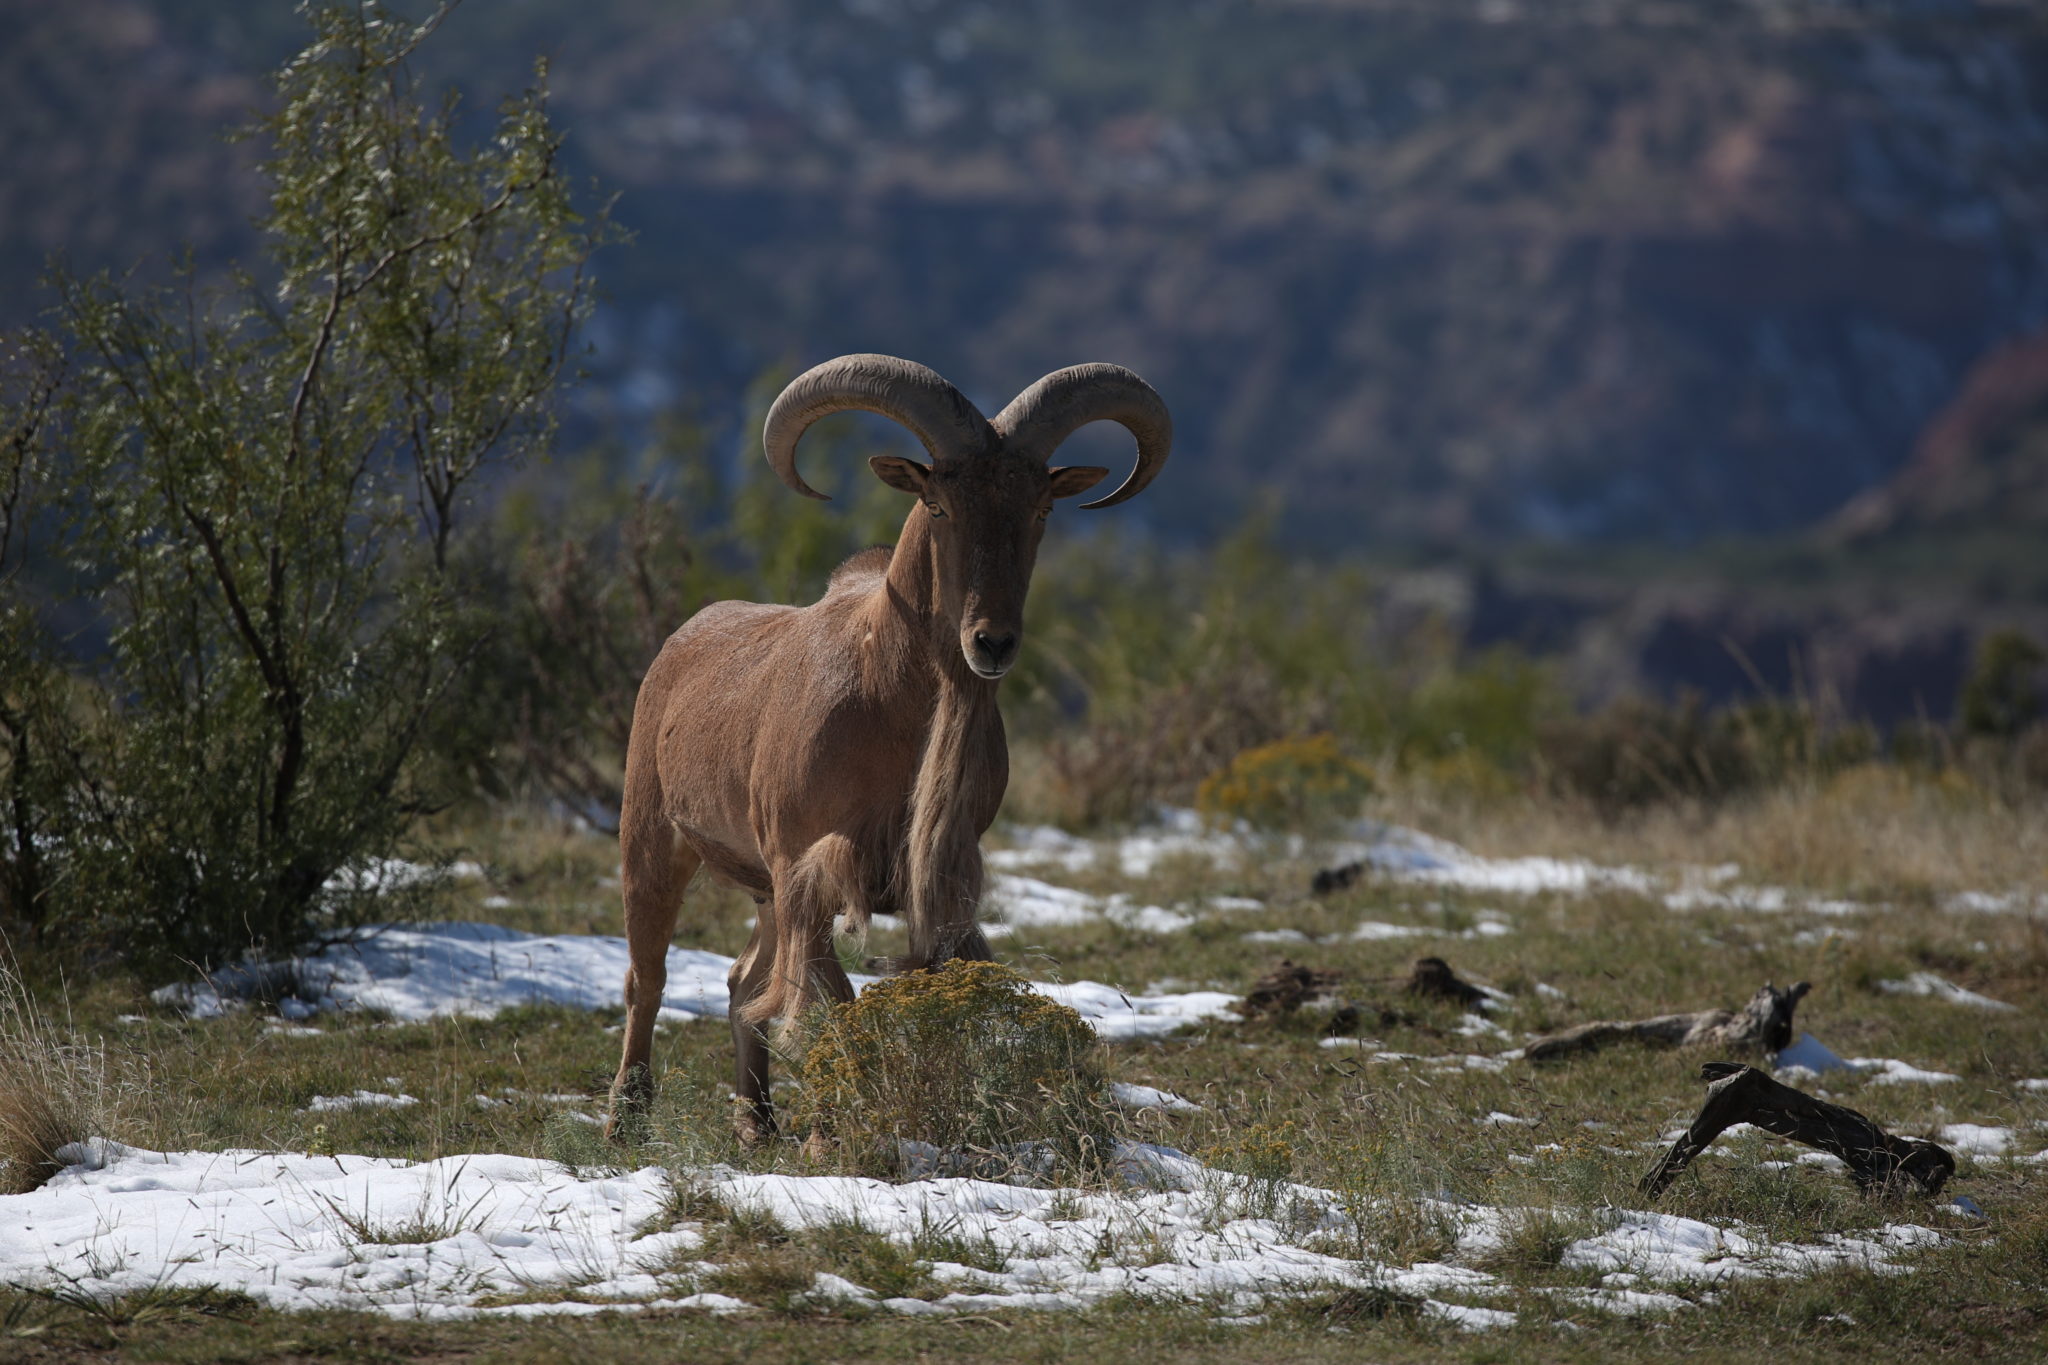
[7,797,2048,1360]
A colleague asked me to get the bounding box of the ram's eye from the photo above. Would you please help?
[1036,506,1050,522]
[926,502,945,519]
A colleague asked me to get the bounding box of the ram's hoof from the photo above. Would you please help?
[604,1067,654,1145]
[733,1107,779,1149]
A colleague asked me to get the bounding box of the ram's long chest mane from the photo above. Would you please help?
[811,544,1011,961]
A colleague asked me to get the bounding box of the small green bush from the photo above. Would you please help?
[0,3,608,971]
[1958,628,2045,740]
[796,960,1115,1180]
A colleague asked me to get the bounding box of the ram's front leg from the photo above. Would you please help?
[726,906,779,1146]
[755,835,865,1161]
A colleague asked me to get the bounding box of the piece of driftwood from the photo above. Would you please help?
[1237,957,1492,1037]
[1235,960,1346,1019]
[1524,981,1809,1062]
[1640,1062,1954,1199]
[1311,861,1367,895]
[1405,956,1489,1009]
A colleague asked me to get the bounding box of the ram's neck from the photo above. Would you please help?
[867,503,1002,964]
[873,505,978,689]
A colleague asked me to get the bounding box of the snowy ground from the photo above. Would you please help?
[156,920,1239,1043]
[34,809,2037,1330]
[992,808,2047,926]
[155,811,2034,1033]
[148,812,2011,1113]
[0,1138,1952,1326]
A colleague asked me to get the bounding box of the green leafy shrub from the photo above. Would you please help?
[796,960,1115,1180]
[1958,628,2045,740]
[1196,734,1375,830]
[0,3,608,971]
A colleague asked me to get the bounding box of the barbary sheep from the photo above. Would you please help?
[606,353,1171,1142]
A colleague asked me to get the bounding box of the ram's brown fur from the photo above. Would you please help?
[605,355,1169,1142]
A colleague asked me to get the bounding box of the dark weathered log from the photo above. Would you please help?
[1640,1062,1955,1199]
[1237,959,1461,1034]
[1405,956,1489,1009]
[1525,981,1809,1062]
[1235,960,1345,1019]
[1311,861,1366,895]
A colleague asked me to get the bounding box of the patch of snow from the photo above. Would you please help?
[1241,928,1312,944]
[2018,1079,2048,1093]
[1855,1059,1962,1086]
[305,1091,417,1113]
[1480,1112,1532,1127]
[1110,1083,1202,1113]
[986,875,1097,927]
[993,809,1651,900]
[1661,873,1863,918]
[1352,920,1434,940]
[1562,1212,1940,1284]
[0,1145,701,1320]
[1107,902,1197,935]
[1772,1035,1959,1086]
[805,1271,878,1304]
[986,874,1190,936]
[153,922,1238,1042]
[1875,972,2015,1012]
[1341,828,1652,899]
[1937,1124,2012,1156]
[1947,890,2048,917]
[1454,1013,1511,1040]
[1030,979,1239,1041]
[6,1134,1923,1325]
[1317,1042,1519,1072]
[993,811,1891,927]
[1429,1301,1518,1330]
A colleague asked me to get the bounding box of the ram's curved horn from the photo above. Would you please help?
[763,354,996,499]
[991,364,1172,509]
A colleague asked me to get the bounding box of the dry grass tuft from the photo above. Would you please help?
[796,960,1117,1180]
[0,957,113,1194]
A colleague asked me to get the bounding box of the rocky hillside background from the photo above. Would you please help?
[8,0,2048,549]
[7,0,2048,722]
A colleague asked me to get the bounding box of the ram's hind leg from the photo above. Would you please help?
[606,817,700,1143]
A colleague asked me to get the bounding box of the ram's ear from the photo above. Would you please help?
[1047,465,1110,499]
[868,455,931,496]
